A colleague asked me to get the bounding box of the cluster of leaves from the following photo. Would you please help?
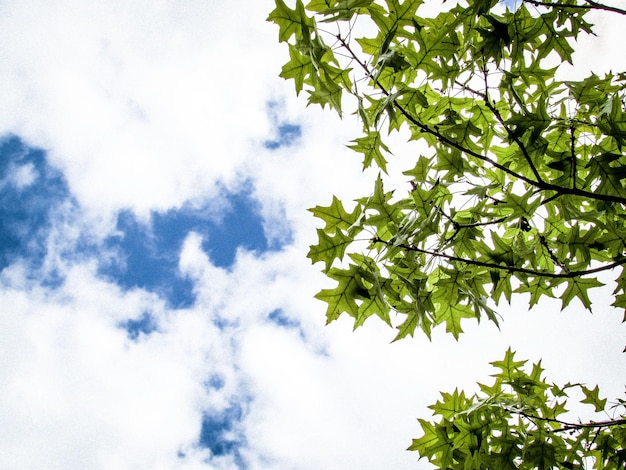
[269,0,626,340]
[411,349,626,469]
[268,0,626,467]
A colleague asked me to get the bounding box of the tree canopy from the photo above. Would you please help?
[269,0,626,467]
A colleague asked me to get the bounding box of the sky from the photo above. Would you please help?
[0,1,624,469]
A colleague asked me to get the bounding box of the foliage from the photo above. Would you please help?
[268,0,626,338]
[269,0,626,467]
[410,349,626,469]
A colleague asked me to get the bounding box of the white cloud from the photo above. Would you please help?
[0,260,253,469]
[4,162,38,189]
[0,0,285,217]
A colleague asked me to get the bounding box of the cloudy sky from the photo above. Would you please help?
[0,1,624,469]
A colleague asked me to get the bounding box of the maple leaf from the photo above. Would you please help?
[307,229,351,271]
[267,0,312,43]
[515,277,556,308]
[409,419,455,468]
[280,45,313,94]
[315,264,367,323]
[490,348,526,382]
[430,389,468,419]
[436,301,474,339]
[309,195,361,233]
[560,277,604,311]
[347,131,391,172]
[581,385,607,413]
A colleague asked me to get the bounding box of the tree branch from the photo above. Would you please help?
[373,236,626,279]
[570,124,578,190]
[523,0,626,15]
[518,410,626,433]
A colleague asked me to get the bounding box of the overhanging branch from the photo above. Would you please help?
[518,410,626,433]
[373,236,626,279]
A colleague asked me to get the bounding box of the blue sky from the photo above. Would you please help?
[100,183,287,308]
[0,1,624,469]
[0,130,298,463]
[0,136,69,275]
[0,133,292,308]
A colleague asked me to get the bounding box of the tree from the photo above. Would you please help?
[269,0,626,467]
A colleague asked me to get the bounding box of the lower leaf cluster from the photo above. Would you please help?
[409,350,626,470]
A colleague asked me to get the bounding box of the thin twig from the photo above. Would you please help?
[570,124,577,190]
[523,0,626,16]
[518,410,626,432]
[456,80,545,184]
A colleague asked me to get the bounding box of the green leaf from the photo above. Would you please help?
[585,153,626,197]
[411,350,626,469]
[307,76,344,113]
[393,290,434,341]
[307,228,352,271]
[501,191,542,219]
[402,155,433,182]
[581,385,607,413]
[309,195,361,233]
[524,437,558,469]
[347,131,391,172]
[430,389,468,419]
[355,286,390,327]
[315,264,364,323]
[490,348,526,382]
[316,0,374,22]
[272,0,626,338]
[560,277,604,310]
[409,420,455,468]
[515,278,555,308]
[280,44,313,94]
[267,0,313,43]
[357,173,407,227]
